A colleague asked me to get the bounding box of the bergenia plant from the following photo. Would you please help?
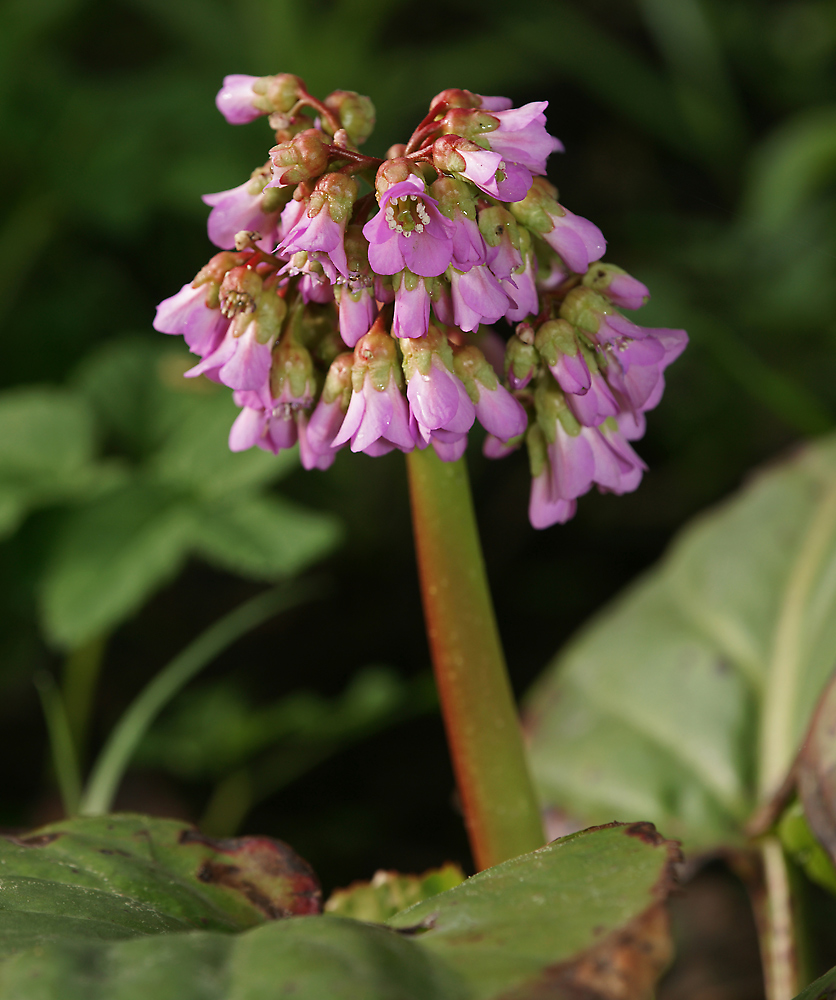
[155,72,688,874]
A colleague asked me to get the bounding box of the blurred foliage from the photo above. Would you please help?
[1,0,836,905]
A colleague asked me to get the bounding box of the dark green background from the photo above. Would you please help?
[2,0,835,924]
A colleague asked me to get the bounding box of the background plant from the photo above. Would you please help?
[3,1,836,994]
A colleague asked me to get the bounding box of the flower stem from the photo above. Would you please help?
[406,447,545,870]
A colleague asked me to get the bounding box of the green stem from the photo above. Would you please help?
[62,634,108,764]
[755,838,801,1000]
[34,672,82,817]
[80,582,313,816]
[406,448,545,870]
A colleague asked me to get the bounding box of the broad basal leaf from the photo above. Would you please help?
[38,482,193,649]
[0,822,678,1000]
[191,494,341,580]
[0,387,115,538]
[525,434,836,852]
[389,822,677,1000]
[0,813,320,956]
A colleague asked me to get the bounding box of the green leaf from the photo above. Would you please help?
[525,434,836,852]
[0,813,320,956]
[325,864,466,923]
[0,920,462,1000]
[75,337,296,496]
[0,822,678,999]
[388,822,677,999]
[0,387,113,538]
[38,482,193,649]
[778,801,836,896]
[792,965,836,1000]
[191,495,341,580]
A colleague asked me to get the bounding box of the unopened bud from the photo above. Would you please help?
[478,205,520,250]
[386,143,407,159]
[252,73,305,115]
[508,176,560,234]
[252,287,288,344]
[353,328,401,392]
[533,319,578,366]
[192,251,249,307]
[429,88,481,116]
[505,334,539,390]
[582,263,650,310]
[270,337,316,403]
[431,135,469,175]
[323,90,376,146]
[559,286,612,334]
[451,343,499,402]
[309,172,358,224]
[534,376,580,442]
[321,352,354,407]
[343,224,371,277]
[268,129,329,187]
[438,108,499,144]
[374,157,424,198]
[429,174,477,221]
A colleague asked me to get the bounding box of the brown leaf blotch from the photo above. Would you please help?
[499,904,673,1000]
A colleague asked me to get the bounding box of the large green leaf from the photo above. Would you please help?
[38,482,194,649]
[0,820,678,1000]
[388,822,676,999]
[525,434,836,852]
[191,495,341,580]
[0,387,115,538]
[0,814,320,956]
[35,338,342,648]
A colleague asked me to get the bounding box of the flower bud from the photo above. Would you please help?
[533,319,579,366]
[192,251,249,307]
[581,263,650,310]
[429,174,477,222]
[252,73,305,115]
[558,286,612,335]
[533,375,581,442]
[268,129,330,187]
[535,319,591,396]
[270,337,316,405]
[478,205,521,250]
[353,327,402,392]
[249,286,288,345]
[437,108,499,144]
[309,172,358,225]
[429,88,481,116]
[374,157,425,198]
[320,352,354,408]
[504,334,539,390]
[322,90,376,146]
[508,176,560,235]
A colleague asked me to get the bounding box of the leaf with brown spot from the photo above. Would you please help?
[388,823,680,1000]
[0,822,679,1000]
[0,813,320,956]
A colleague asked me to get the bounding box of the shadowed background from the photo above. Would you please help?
[2,1,836,995]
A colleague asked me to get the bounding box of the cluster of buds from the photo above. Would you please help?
[155,74,687,528]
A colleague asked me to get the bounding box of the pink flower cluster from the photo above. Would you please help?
[155,76,687,529]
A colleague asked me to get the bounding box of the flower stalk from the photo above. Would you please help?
[407,446,545,870]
